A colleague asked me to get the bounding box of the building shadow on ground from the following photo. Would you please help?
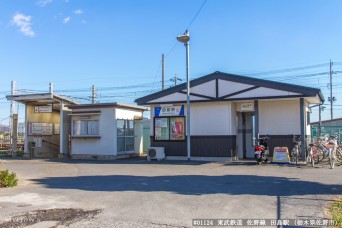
[3,157,211,166]
[31,174,342,196]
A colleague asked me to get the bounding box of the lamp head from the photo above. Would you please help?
[177,30,190,44]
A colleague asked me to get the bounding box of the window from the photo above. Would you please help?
[72,120,99,136]
[154,118,169,140]
[154,116,185,141]
[117,119,135,152]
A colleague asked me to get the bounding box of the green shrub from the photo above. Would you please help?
[0,169,18,187]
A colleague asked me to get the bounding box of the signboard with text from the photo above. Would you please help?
[155,105,184,117]
[28,122,53,136]
[241,103,253,111]
[34,105,52,113]
[272,147,290,164]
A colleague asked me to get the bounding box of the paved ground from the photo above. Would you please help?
[0,158,341,227]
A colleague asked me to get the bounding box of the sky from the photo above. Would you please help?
[1,0,342,125]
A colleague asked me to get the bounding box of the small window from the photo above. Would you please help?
[154,116,185,141]
[72,120,99,136]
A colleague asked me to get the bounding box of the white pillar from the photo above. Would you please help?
[24,104,29,154]
[59,100,64,155]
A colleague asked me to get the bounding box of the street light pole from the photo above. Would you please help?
[177,30,191,161]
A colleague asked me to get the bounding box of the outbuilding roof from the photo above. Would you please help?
[135,71,324,105]
[6,93,78,105]
[67,102,147,111]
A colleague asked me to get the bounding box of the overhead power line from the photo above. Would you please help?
[246,63,329,76]
[186,0,207,30]
[261,71,330,81]
[164,0,207,58]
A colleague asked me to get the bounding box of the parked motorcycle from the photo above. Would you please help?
[254,135,269,164]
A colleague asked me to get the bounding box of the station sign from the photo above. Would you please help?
[155,105,184,116]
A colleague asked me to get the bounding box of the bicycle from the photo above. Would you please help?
[327,136,337,169]
[307,143,319,167]
[291,135,301,165]
[336,145,342,163]
[315,135,337,169]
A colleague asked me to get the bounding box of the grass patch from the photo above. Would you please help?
[0,169,18,188]
[329,197,342,228]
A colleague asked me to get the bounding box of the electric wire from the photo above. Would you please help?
[244,63,329,76]
[186,0,207,30]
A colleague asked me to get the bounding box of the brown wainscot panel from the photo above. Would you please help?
[150,135,236,157]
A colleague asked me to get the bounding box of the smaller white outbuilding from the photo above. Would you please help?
[67,103,147,159]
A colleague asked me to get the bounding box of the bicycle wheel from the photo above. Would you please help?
[290,148,296,163]
[309,147,315,167]
[329,148,335,169]
[336,146,342,163]
[316,147,324,163]
[312,146,320,165]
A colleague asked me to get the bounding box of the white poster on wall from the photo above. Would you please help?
[29,123,53,135]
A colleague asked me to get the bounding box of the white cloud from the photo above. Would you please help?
[12,13,35,37]
[74,9,83,15]
[36,0,53,7]
[63,16,71,24]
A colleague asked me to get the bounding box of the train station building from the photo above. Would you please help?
[135,71,324,161]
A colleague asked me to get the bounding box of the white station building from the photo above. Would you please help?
[135,71,324,161]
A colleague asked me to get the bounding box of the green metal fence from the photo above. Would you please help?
[142,127,150,153]
[311,126,342,142]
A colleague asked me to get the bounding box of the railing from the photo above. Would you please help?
[311,126,342,143]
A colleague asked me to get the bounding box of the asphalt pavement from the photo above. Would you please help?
[0,158,341,227]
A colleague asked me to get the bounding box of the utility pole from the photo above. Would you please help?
[318,105,326,137]
[10,81,15,119]
[11,114,18,157]
[9,81,16,154]
[162,54,165,90]
[91,85,97,104]
[49,82,54,93]
[170,74,182,86]
[329,59,335,120]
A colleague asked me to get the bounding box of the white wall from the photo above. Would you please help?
[190,102,232,135]
[71,108,116,155]
[259,99,300,135]
[72,108,144,155]
[305,101,311,136]
[134,120,143,154]
[116,108,142,120]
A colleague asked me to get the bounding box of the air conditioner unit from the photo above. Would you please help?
[147,147,165,161]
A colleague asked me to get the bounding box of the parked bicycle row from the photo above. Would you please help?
[306,134,342,169]
[290,134,342,169]
[254,134,341,169]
